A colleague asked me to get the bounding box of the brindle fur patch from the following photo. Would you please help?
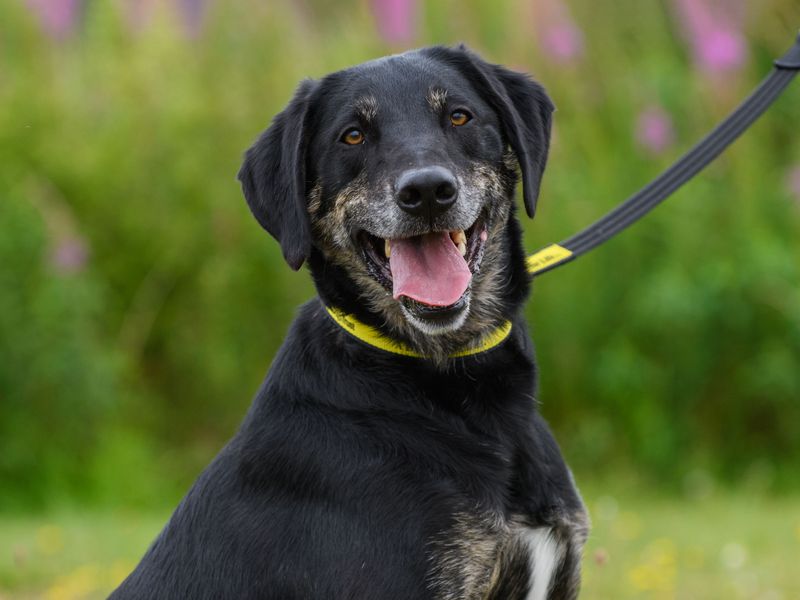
[427,87,448,113]
[307,181,323,217]
[354,95,378,122]
[426,512,507,600]
[426,509,589,600]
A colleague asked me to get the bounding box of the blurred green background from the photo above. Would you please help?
[1,0,799,598]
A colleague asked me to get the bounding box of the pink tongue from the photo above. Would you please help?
[389,232,472,307]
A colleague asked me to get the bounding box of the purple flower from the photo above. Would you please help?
[26,0,82,39]
[787,165,800,201]
[177,0,209,37]
[673,0,748,74]
[51,236,88,275]
[635,105,675,155]
[532,0,585,65]
[370,0,417,45]
[122,0,210,36]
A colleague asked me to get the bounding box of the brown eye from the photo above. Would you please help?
[450,110,471,126]
[342,128,365,145]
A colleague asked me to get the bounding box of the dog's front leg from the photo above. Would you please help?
[509,413,590,600]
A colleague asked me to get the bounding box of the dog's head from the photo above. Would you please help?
[239,46,553,359]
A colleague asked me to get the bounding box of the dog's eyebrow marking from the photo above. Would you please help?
[354,95,378,122]
[427,87,448,112]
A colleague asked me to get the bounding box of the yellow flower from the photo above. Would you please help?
[626,538,677,594]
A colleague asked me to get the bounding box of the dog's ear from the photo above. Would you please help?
[429,46,555,218]
[238,79,318,270]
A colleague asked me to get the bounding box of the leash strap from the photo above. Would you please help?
[528,32,800,278]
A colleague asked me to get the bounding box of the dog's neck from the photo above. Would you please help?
[323,305,514,359]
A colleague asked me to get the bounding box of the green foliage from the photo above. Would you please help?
[3,488,800,597]
[0,189,117,508]
[0,0,798,508]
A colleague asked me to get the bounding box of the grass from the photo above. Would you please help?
[1,487,798,599]
[580,488,800,599]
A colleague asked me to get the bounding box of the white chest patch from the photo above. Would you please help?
[519,526,564,600]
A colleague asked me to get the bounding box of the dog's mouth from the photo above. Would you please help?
[358,216,488,320]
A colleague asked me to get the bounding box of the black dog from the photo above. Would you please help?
[112,46,589,600]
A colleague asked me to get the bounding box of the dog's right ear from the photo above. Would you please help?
[238,79,318,271]
[424,45,554,219]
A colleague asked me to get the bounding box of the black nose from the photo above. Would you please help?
[396,167,458,218]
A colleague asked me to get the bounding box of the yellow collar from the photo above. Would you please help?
[325,306,512,359]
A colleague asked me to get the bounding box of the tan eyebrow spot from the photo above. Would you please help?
[354,96,378,122]
[427,87,448,112]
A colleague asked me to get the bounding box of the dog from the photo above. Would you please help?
[111,45,589,600]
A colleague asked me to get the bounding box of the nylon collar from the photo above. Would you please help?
[325,306,512,358]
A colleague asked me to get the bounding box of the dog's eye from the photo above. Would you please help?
[341,128,365,145]
[449,110,471,127]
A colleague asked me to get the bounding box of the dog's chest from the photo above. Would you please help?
[514,526,563,600]
[428,514,564,600]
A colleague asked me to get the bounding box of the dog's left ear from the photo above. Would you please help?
[238,79,318,270]
[429,46,555,218]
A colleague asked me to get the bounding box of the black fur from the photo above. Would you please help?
[112,46,587,600]
[426,45,554,218]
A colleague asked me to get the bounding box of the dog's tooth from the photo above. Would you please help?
[451,230,466,246]
[384,239,391,258]
[457,241,466,256]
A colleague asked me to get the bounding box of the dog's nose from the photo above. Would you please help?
[396,167,458,218]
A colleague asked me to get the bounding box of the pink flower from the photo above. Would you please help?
[672,0,748,74]
[635,105,675,155]
[531,0,585,65]
[51,237,88,275]
[696,27,747,72]
[370,0,417,45]
[122,0,159,33]
[787,165,800,201]
[26,0,82,39]
[541,22,584,64]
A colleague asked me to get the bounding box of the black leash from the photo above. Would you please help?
[527,32,800,278]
